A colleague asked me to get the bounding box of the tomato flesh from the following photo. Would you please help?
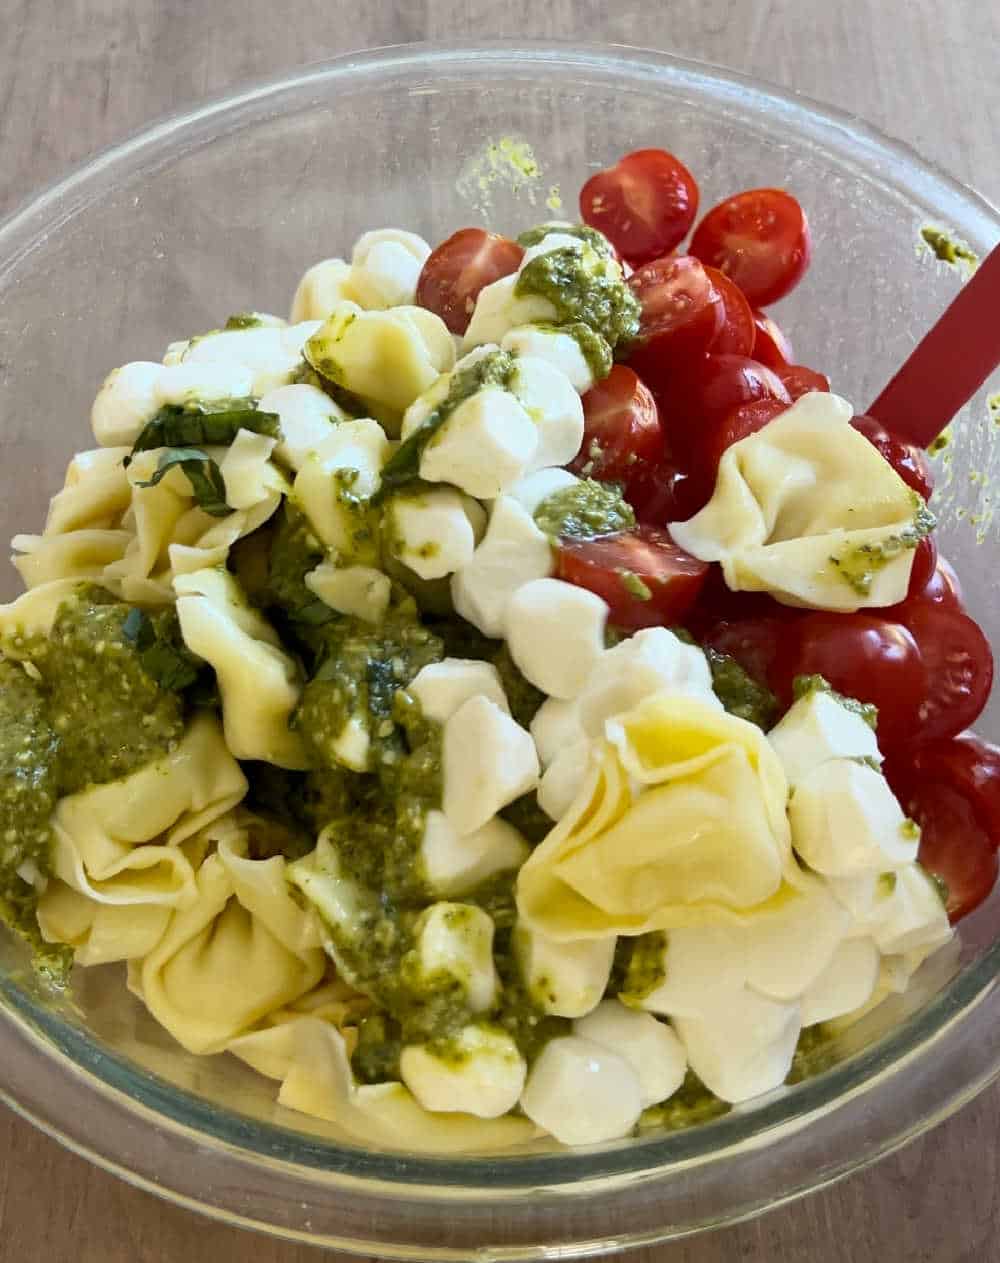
[690,188,812,307]
[579,148,699,266]
[703,266,756,357]
[415,228,523,334]
[625,256,724,393]
[556,526,709,630]
[850,414,935,501]
[572,365,665,483]
[751,310,794,369]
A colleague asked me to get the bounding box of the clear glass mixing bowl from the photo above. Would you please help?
[0,40,998,1259]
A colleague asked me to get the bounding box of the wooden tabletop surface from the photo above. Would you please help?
[1,2,999,1260]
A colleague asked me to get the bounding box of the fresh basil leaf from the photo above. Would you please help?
[127,398,280,461]
[136,447,232,517]
[122,607,214,697]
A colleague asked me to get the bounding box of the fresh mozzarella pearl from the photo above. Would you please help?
[420,811,529,897]
[401,1024,526,1119]
[508,355,585,472]
[462,274,557,350]
[519,1036,643,1145]
[182,326,301,394]
[155,359,255,408]
[800,937,881,1026]
[442,696,539,835]
[537,738,592,821]
[530,696,586,769]
[864,866,952,958]
[577,627,719,736]
[451,496,555,638]
[768,690,882,785]
[258,383,346,471]
[513,921,615,1019]
[352,228,431,269]
[91,361,164,446]
[384,487,485,580]
[640,925,745,1020]
[788,759,919,876]
[290,257,355,322]
[304,563,391,624]
[502,325,596,393]
[419,386,539,499]
[504,578,608,700]
[409,902,499,1013]
[409,659,509,725]
[672,988,801,1105]
[575,1000,687,1108]
[349,229,431,310]
[519,233,585,266]
[506,467,580,516]
[741,885,850,1003]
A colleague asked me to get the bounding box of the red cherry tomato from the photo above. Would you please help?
[689,396,788,493]
[625,459,705,527]
[625,256,724,393]
[773,613,928,754]
[556,525,709,630]
[703,266,756,357]
[895,604,993,747]
[906,534,939,599]
[697,615,790,690]
[777,364,830,400]
[415,228,523,334]
[662,354,791,464]
[915,556,964,611]
[751,310,794,369]
[579,149,699,267]
[690,188,812,307]
[572,365,665,483]
[889,733,1000,845]
[850,414,935,501]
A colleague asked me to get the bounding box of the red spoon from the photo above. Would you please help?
[867,241,1000,449]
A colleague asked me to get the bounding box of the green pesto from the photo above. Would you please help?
[829,495,936,598]
[517,222,617,259]
[533,478,635,541]
[499,792,553,845]
[990,394,1000,427]
[122,606,215,700]
[618,569,652,601]
[263,504,332,633]
[376,349,517,498]
[792,673,879,731]
[901,818,920,841]
[514,244,641,350]
[331,466,380,566]
[527,321,613,381]
[921,863,950,909]
[786,1022,838,1085]
[707,648,778,731]
[492,925,571,1062]
[224,312,269,329]
[639,1070,729,1131]
[617,931,667,1006]
[878,871,898,895]
[850,754,883,773]
[290,361,367,418]
[352,1012,404,1083]
[928,429,951,453]
[461,869,519,929]
[430,620,545,730]
[920,225,979,270]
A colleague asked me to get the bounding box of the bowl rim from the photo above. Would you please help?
[2,36,1000,1258]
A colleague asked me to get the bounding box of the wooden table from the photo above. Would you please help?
[1,2,998,1260]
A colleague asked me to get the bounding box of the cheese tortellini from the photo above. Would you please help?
[670,393,931,611]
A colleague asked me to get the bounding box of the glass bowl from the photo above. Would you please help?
[1,40,999,1258]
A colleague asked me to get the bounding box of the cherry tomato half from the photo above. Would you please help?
[579,148,699,267]
[572,365,665,483]
[777,364,830,400]
[661,354,791,465]
[751,310,794,369]
[625,256,724,393]
[889,733,1000,845]
[697,614,790,690]
[690,188,812,307]
[556,525,709,630]
[915,556,964,611]
[906,534,939,599]
[703,266,756,357]
[689,396,788,493]
[773,612,928,754]
[850,414,935,501]
[415,228,523,334]
[896,604,993,748]
[625,459,706,527]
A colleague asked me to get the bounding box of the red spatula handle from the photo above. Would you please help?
[867,241,1000,448]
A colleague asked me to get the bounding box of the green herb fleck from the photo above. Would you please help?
[136,447,232,517]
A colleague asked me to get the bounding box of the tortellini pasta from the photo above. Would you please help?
[12,529,132,589]
[516,694,794,940]
[44,447,133,534]
[173,568,308,769]
[304,301,455,420]
[36,880,173,966]
[670,393,930,611]
[49,713,247,910]
[131,820,325,1054]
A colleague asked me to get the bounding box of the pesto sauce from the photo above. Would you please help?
[491,643,545,729]
[706,648,778,731]
[617,931,668,1006]
[828,497,936,597]
[376,349,517,498]
[786,1022,838,1084]
[517,222,617,258]
[290,361,367,418]
[533,479,635,540]
[528,321,613,381]
[499,792,553,845]
[792,674,879,730]
[920,225,979,270]
[263,504,332,633]
[639,1070,730,1131]
[514,244,641,350]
